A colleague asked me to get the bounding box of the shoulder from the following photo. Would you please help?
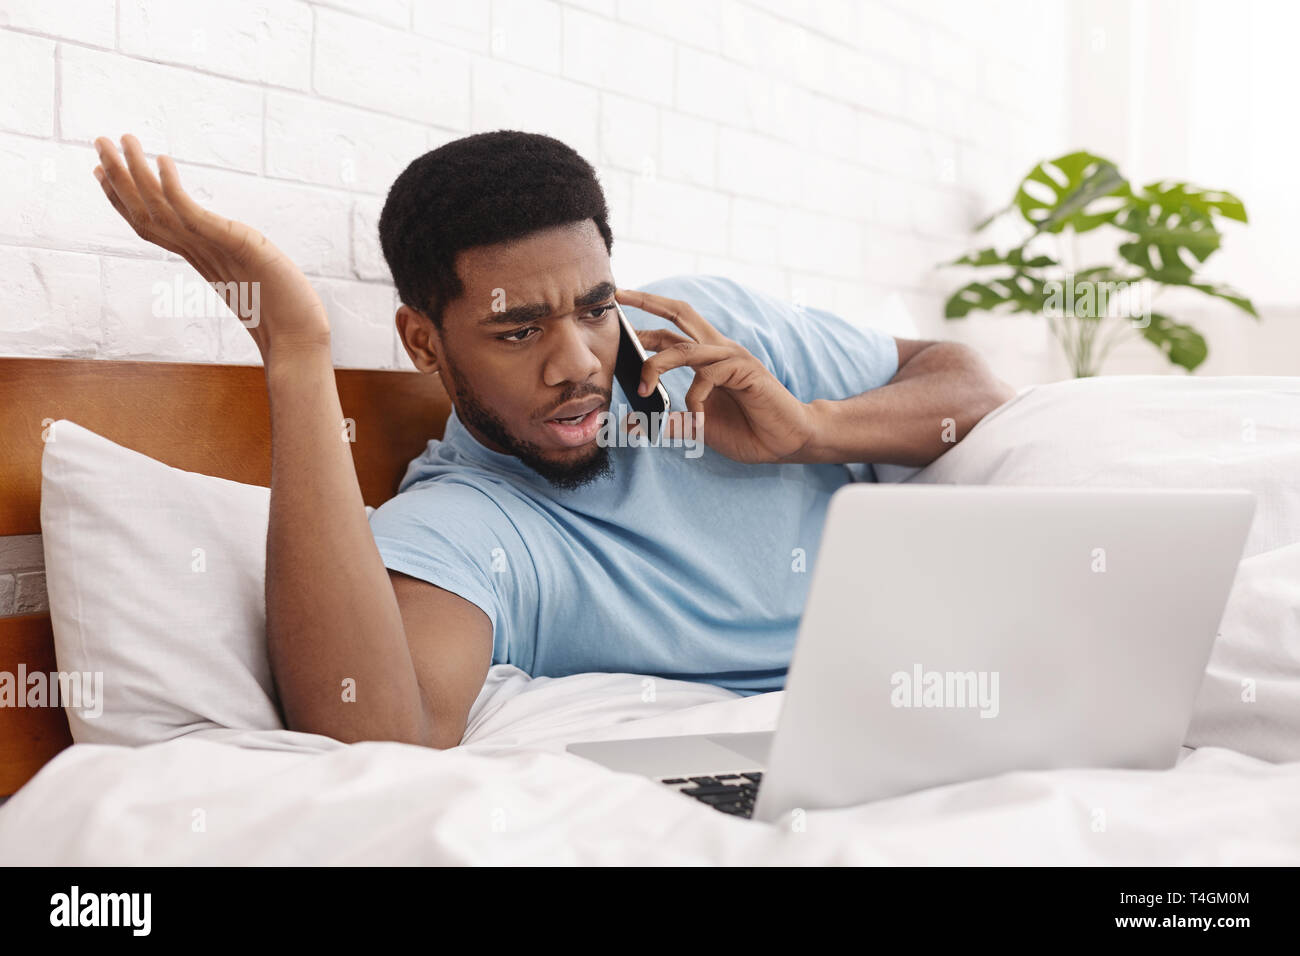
[635,274,779,326]
[369,474,522,539]
[630,273,793,360]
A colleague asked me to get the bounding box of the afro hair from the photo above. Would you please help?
[378,130,614,332]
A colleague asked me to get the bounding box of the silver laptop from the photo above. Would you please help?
[566,484,1256,824]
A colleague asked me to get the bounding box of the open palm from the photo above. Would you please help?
[92,134,331,362]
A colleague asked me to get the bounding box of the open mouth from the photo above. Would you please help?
[542,402,605,448]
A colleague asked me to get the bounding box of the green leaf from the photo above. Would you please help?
[1114,181,1250,281]
[943,274,1047,318]
[1139,181,1248,223]
[948,246,1058,268]
[1130,272,1260,319]
[1014,151,1131,234]
[1140,313,1208,371]
[1116,222,1220,280]
[1188,281,1258,318]
[939,155,1255,361]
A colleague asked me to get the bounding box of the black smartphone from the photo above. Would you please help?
[613,301,670,442]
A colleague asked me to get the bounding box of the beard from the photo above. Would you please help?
[447,358,614,492]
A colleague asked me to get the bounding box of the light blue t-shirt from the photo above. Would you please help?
[367,274,900,695]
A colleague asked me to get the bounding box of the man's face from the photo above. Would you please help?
[400,219,620,491]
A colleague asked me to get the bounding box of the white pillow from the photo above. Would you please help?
[41,420,282,744]
[901,374,1300,761]
[1187,541,1300,763]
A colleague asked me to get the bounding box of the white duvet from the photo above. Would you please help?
[3,374,1299,865]
[2,667,1299,865]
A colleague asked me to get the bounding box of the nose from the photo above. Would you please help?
[542,314,603,388]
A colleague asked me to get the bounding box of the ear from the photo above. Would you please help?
[396,304,443,374]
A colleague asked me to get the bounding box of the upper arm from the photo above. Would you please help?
[389,569,494,750]
[891,337,940,377]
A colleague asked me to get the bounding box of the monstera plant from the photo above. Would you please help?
[940,151,1256,376]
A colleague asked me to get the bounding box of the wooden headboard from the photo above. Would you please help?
[0,357,451,796]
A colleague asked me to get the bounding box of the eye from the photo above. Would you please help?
[499,326,540,344]
[498,305,613,344]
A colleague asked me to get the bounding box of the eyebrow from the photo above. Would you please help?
[478,280,617,328]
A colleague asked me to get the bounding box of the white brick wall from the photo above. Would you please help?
[0,0,1070,609]
[0,0,1070,371]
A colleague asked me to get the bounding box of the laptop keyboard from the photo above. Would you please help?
[658,772,762,818]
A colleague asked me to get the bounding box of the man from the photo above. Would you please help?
[91,129,1015,750]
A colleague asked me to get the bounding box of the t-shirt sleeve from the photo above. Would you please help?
[366,480,532,666]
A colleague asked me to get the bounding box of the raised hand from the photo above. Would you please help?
[92,134,332,364]
[615,288,818,465]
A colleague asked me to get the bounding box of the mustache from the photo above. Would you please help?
[537,385,611,420]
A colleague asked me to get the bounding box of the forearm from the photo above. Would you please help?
[798,343,1015,468]
[264,345,431,745]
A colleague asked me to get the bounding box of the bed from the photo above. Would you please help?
[1,356,1298,865]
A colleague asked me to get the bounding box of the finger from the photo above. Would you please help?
[616,288,728,346]
[91,162,189,262]
[120,133,176,226]
[159,153,269,269]
[638,342,735,396]
[100,137,219,273]
[94,136,151,229]
[94,163,219,279]
[683,358,749,414]
[152,156,230,278]
[157,153,230,245]
[92,165,130,220]
[92,165,137,236]
[119,141,239,284]
[636,327,695,352]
